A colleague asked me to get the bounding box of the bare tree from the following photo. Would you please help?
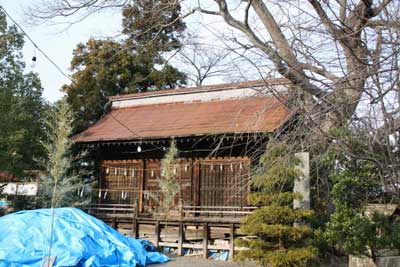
[197,1,400,129]
[176,35,235,86]
[27,0,399,123]
[178,44,229,86]
[27,0,400,191]
[26,0,130,25]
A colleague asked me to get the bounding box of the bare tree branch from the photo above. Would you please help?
[367,19,400,28]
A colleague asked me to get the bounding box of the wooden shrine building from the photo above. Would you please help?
[73,78,292,257]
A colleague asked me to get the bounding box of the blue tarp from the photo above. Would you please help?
[0,207,169,267]
[0,200,7,207]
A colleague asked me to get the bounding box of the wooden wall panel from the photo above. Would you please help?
[99,157,251,213]
[99,160,143,205]
[143,160,161,212]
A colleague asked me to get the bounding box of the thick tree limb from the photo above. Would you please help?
[367,20,400,29]
[299,63,340,81]
[339,0,347,22]
[371,0,393,17]
[250,1,298,66]
[197,0,325,97]
[308,0,345,42]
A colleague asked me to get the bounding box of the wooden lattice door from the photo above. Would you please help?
[175,159,193,206]
[143,159,194,212]
[198,158,250,207]
[143,160,161,213]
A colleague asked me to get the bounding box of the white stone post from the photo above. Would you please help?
[293,152,310,210]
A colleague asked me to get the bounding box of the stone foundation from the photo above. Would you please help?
[349,255,400,267]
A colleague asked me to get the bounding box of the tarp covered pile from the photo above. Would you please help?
[0,207,169,266]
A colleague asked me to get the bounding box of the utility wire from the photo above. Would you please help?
[0,5,74,83]
[0,6,73,265]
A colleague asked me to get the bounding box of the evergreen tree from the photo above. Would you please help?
[148,140,180,215]
[324,153,400,261]
[38,100,86,208]
[122,0,185,52]
[156,140,180,214]
[0,9,47,177]
[64,1,186,133]
[236,143,317,267]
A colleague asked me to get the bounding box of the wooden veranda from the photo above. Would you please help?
[82,200,257,259]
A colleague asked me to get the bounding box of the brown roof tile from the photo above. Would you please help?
[73,96,290,143]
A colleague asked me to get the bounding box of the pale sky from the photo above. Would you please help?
[0,1,268,102]
[1,0,123,102]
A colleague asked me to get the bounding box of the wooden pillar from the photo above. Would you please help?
[179,198,184,219]
[229,224,235,260]
[203,222,208,259]
[194,160,200,206]
[132,197,139,238]
[177,222,184,256]
[155,220,160,248]
[138,160,145,214]
[134,197,139,218]
[132,219,138,239]
[111,217,117,229]
[96,153,104,205]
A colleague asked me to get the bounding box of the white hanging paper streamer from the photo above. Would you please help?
[98,190,102,198]
[106,168,109,174]
[184,165,188,172]
[173,167,177,175]
[121,191,124,198]
[80,188,84,197]
[151,170,154,177]
[132,168,135,177]
[220,164,223,171]
[124,170,127,176]
[230,164,233,172]
[240,163,243,170]
[103,191,108,199]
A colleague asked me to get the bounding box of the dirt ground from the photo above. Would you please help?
[151,255,254,267]
[150,255,349,267]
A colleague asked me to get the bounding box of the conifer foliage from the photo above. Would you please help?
[236,143,317,267]
[151,140,180,215]
[0,9,47,177]
[63,0,187,133]
[324,158,400,261]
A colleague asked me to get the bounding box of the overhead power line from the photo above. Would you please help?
[0,5,73,83]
